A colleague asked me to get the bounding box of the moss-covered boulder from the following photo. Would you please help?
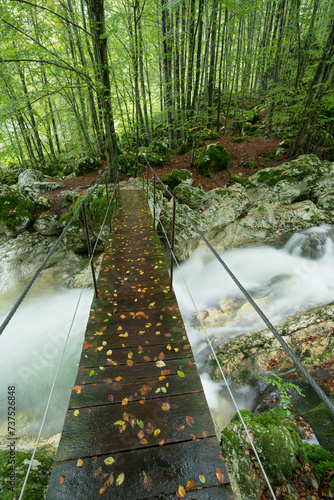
[221,410,299,499]
[173,183,205,209]
[0,445,56,499]
[0,186,35,237]
[197,143,231,175]
[160,169,193,191]
[73,155,101,176]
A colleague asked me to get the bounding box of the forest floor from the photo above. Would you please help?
[37,132,301,222]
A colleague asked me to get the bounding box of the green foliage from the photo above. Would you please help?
[177,142,188,155]
[244,160,258,169]
[231,137,245,143]
[229,175,254,187]
[0,169,19,186]
[73,156,101,176]
[258,372,302,420]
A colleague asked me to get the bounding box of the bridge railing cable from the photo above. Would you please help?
[17,162,119,500]
[143,159,334,421]
[0,160,118,337]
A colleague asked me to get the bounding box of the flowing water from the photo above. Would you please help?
[0,281,93,446]
[172,224,334,427]
[0,225,333,444]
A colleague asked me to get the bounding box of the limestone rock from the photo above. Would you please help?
[0,186,35,237]
[173,183,205,209]
[34,213,63,236]
[197,143,231,175]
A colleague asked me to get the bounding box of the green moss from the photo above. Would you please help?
[231,137,245,143]
[160,169,192,190]
[229,175,255,187]
[0,190,35,231]
[59,186,114,232]
[0,447,55,499]
[197,143,232,176]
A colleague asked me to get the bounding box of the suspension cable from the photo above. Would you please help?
[157,218,277,499]
[0,159,115,337]
[145,160,334,418]
[18,167,118,500]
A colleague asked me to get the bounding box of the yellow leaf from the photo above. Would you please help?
[199,473,206,483]
[178,485,186,498]
[116,472,125,486]
[154,428,161,437]
[74,410,79,417]
[77,458,83,467]
[107,350,112,355]
[104,457,114,465]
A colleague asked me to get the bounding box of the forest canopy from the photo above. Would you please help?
[0,0,334,174]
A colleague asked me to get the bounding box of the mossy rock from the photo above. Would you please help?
[0,169,19,186]
[160,169,193,191]
[73,155,101,176]
[0,446,55,499]
[0,187,35,236]
[173,183,205,209]
[197,143,231,176]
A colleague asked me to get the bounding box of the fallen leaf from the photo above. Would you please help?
[137,419,144,429]
[178,485,186,498]
[161,402,170,411]
[177,424,185,431]
[159,439,165,446]
[104,457,115,465]
[177,371,185,378]
[199,473,206,483]
[114,420,124,426]
[127,360,134,366]
[146,422,154,434]
[104,473,114,487]
[143,471,151,491]
[154,428,161,437]
[185,480,195,491]
[155,360,165,368]
[99,486,106,494]
[216,468,225,484]
[115,376,123,381]
[108,394,114,402]
[60,475,64,484]
[186,416,194,426]
[72,384,83,394]
[140,439,148,444]
[89,370,95,377]
[104,378,113,386]
[122,398,129,406]
[116,473,125,486]
[74,410,79,417]
[138,430,144,439]
[77,458,83,467]
[158,352,165,360]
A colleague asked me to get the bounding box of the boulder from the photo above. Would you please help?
[160,169,193,191]
[173,183,205,209]
[73,155,101,176]
[0,186,35,237]
[221,411,304,499]
[197,143,231,175]
[18,169,63,203]
[34,213,63,236]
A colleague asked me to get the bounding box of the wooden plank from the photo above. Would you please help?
[46,438,230,500]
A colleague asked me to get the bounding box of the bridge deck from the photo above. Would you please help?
[46,189,233,499]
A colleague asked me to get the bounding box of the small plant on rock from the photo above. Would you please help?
[258,372,303,420]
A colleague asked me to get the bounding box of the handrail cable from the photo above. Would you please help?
[0,160,116,337]
[145,159,334,418]
[157,217,277,499]
[18,168,118,500]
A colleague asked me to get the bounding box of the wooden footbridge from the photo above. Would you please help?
[46,189,233,499]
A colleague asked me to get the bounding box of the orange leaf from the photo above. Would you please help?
[177,424,184,431]
[123,412,129,421]
[143,356,151,362]
[60,475,64,485]
[159,439,165,446]
[216,468,225,484]
[158,352,165,360]
[104,378,113,386]
[108,394,114,402]
[115,376,123,382]
[162,369,170,376]
[127,360,134,366]
[140,439,148,444]
[185,480,195,491]
[186,415,194,426]
[77,458,83,467]
[161,402,170,411]
[138,430,144,439]
[146,422,154,435]
[99,486,107,494]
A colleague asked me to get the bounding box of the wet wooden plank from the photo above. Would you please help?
[46,438,230,500]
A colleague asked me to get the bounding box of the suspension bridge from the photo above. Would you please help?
[2,161,334,499]
[45,188,233,499]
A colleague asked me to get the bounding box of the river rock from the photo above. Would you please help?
[0,231,87,297]
[221,410,315,500]
[211,302,334,385]
[34,213,63,236]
